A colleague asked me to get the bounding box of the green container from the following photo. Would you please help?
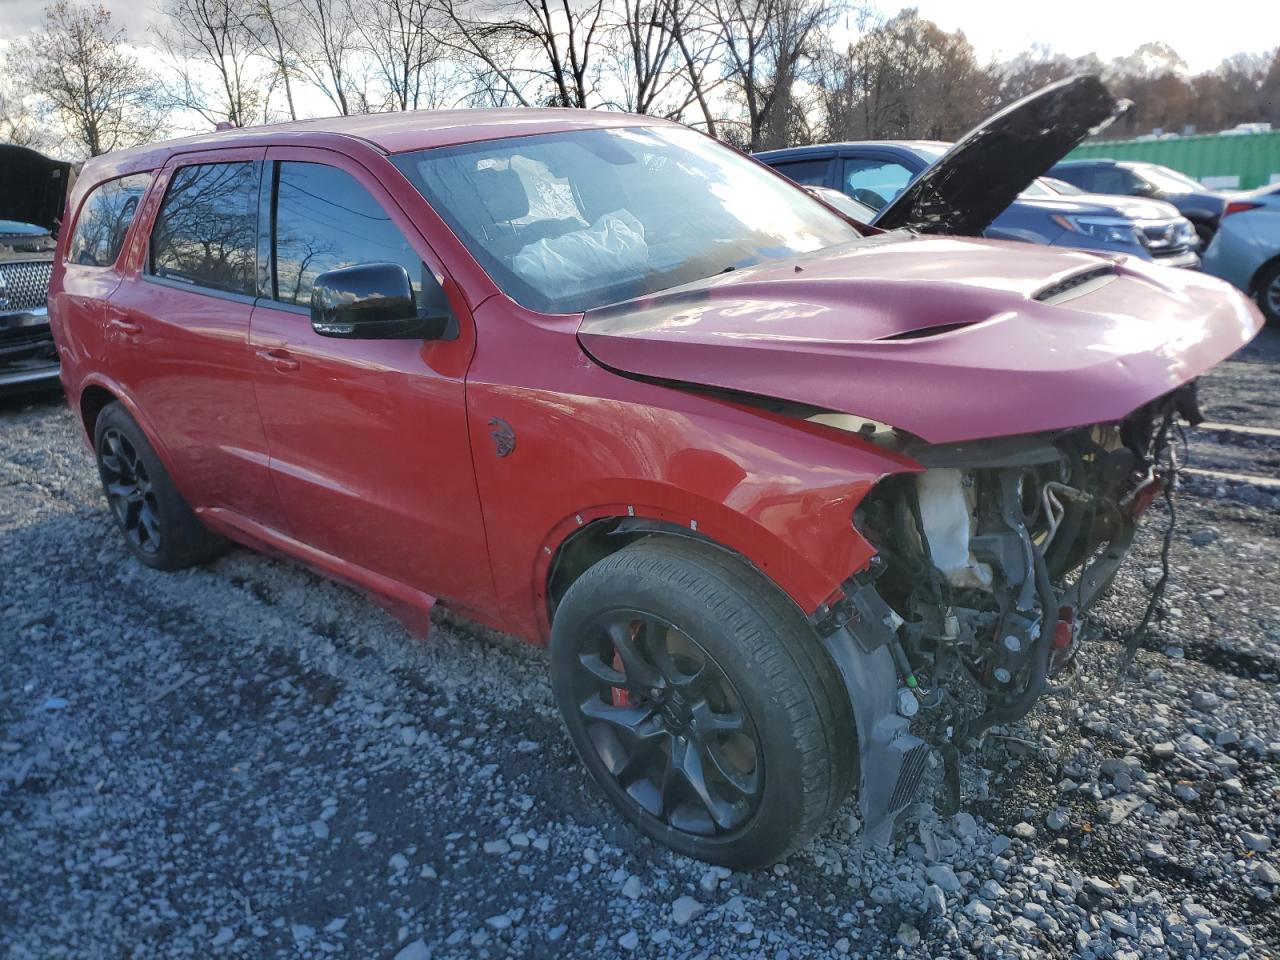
[1066,131,1280,191]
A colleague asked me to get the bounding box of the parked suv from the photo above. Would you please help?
[50,77,1261,867]
[758,141,1201,267]
[1,145,76,393]
[1049,159,1229,244]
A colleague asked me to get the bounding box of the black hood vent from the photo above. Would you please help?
[1034,266,1116,304]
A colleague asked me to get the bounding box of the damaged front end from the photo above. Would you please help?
[819,385,1197,843]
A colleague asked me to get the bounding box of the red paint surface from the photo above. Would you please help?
[48,112,1263,647]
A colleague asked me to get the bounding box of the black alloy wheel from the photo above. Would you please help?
[92,401,228,570]
[568,609,762,836]
[98,426,162,555]
[550,538,856,868]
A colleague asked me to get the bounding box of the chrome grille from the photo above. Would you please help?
[0,260,53,313]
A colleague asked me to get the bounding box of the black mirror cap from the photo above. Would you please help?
[310,262,452,340]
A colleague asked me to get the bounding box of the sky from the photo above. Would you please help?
[902,0,1280,74]
[1,0,1277,75]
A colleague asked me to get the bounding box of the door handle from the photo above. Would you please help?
[108,318,142,336]
[257,348,300,372]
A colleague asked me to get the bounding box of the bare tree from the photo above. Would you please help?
[599,0,719,126]
[0,85,53,150]
[290,0,363,115]
[6,1,166,157]
[437,0,605,108]
[604,0,678,114]
[246,0,302,120]
[155,0,264,127]
[353,0,447,111]
[701,0,835,150]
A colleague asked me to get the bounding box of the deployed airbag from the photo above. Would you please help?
[512,211,648,297]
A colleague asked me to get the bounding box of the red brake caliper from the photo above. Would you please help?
[610,623,638,707]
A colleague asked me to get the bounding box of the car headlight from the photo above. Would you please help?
[1051,215,1144,246]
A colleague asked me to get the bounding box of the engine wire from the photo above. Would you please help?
[1104,405,1181,692]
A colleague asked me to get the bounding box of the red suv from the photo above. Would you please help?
[49,78,1261,867]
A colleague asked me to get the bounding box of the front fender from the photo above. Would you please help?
[467,364,921,643]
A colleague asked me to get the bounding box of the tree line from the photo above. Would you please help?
[2,0,1278,160]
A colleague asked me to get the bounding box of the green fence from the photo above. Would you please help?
[1066,131,1280,190]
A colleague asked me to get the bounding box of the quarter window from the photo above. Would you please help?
[272,161,446,316]
[67,174,152,267]
[150,161,259,296]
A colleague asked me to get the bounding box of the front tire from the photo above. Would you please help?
[93,402,227,570]
[549,538,855,868]
[1255,260,1280,325]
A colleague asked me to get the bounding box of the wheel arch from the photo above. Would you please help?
[546,516,784,625]
[1248,252,1280,296]
[79,382,120,439]
[74,376,183,487]
[537,492,882,643]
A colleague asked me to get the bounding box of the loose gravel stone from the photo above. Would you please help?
[3,335,1279,958]
[671,896,705,927]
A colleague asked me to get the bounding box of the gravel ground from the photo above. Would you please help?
[3,329,1278,959]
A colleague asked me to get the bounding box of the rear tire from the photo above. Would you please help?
[93,402,228,570]
[1255,260,1280,325]
[549,537,855,868]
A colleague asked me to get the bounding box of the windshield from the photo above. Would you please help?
[1132,163,1204,192]
[393,126,860,314]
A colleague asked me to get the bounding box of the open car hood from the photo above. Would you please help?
[577,235,1263,445]
[875,75,1128,236]
[0,144,75,236]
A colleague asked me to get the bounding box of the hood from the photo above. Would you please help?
[1067,193,1181,220]
[1017,193,1181,221]
[0,144,75,236]
[577,235,1263,445]
[876,76,1128,236]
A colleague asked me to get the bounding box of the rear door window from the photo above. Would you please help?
[769,158,834,188]
[67,174,152,267]
[150,161,259,296]
[271,161,447,316]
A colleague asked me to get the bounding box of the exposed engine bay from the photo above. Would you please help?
[824,383,1201,834]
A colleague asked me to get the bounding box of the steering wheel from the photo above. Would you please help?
[849,188,888,210]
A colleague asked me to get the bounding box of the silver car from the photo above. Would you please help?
[1202,183,1280,324]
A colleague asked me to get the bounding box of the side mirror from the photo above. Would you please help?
[310,262,451,340]
[1130,181,1157,197]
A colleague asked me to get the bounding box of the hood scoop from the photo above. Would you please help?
[876,321,977,341]
[1033,266,1116,304]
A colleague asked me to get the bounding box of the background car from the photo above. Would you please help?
[0,144,75,395]
[803,185,877,223]
[1049,158,1229,243]
[758,140,1201,267]
[1202,183,1280,323]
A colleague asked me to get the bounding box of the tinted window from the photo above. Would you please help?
[67,174,152,267]
[842,158,915,211]
[273,161,446,316]
[770,158,832,187]
[151,162,259,296]
[1051,166,1095,191]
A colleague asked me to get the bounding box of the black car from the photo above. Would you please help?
[1,145,74,394]
[1049,159,1229,244]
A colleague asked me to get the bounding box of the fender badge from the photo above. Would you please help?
[488,417,515,458]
